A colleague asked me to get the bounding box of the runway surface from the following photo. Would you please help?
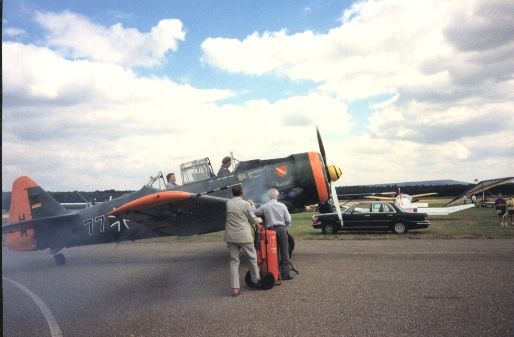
[3,239,514,337]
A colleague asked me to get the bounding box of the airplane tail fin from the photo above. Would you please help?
[9,176,67,224]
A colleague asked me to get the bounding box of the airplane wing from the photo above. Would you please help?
[363,195,396,201]
[338,192,395,200]
[444,177,514,207]
[411,192,438,198]
[108,191,229,236]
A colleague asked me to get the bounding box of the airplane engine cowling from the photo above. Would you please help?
[4,228,37,251]
[299,152,330,204]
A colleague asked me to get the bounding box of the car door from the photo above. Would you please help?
[345,202,371,228]
[377,202,395,228]
[369,202,395,228]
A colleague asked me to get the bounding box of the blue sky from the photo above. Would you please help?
[3,0,514,190]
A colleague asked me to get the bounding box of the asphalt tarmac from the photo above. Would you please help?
[3,239,514,337]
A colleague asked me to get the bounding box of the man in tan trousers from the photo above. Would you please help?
[225,184,262,296]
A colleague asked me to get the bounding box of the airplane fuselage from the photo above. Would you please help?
[4,152,331,254]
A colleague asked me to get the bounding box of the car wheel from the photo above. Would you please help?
[324,223,338,234]
[321,225,327,235]
[392,222,406,234]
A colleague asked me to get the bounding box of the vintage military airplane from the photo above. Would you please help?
[444,177,514,207]
[2,128,342,265]
[338,188,477,215]
[338,188,437,208]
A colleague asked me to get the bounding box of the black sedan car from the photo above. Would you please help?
[311,201,430,234]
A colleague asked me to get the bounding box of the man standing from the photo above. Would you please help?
[225,185,261,297]
[471,194,477,208]
[507,195,514,226]
[254,187,294,280]
[166,173,179,189]
[495,193,507,227]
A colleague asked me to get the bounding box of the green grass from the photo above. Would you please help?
[192,202,514,241]
[289,207,514,240]
[4,199,514,243]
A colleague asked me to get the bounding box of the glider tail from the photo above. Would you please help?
[8,176,67,225]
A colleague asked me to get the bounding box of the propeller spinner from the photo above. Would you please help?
[316,126,343,222]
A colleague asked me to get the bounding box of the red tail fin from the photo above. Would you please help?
[9,176,38,224]
[9,176,66,224]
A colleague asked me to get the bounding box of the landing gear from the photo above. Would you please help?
[51,248,66,266]
[54,253,66,265]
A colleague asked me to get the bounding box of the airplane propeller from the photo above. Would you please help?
[316,126,343,223]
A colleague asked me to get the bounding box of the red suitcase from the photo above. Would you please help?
[245,228,281,290]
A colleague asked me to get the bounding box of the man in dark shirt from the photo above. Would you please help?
[217,156,232,176]
[495,193,507,227]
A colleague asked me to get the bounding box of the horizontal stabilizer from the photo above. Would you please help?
[2,213,79,233]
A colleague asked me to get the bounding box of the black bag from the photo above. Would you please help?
[253,227,260,251]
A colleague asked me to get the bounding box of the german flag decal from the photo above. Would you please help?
[31,202,42,209]
[275,165,288,177]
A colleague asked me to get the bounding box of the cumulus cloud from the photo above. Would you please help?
[201,0,514,185]
[2,39,351,190]
[444,0,514,52]
[3,2,513,190]
[34,11,186,67]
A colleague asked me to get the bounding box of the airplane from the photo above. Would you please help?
[444,177,514,207]
[2,128,343,265]
[338,188,476,215]
[338,188,438,209]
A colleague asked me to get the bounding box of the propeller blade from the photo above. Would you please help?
[316,126,327,166]
[316,125,334,184]
[331,184,343,223]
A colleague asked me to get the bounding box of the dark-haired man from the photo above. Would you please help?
[217,156,232,176]
[166,173,179,188]
[225,185,261,296]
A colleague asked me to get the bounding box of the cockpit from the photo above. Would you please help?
[146,156,241,190]
[180,157,216,184]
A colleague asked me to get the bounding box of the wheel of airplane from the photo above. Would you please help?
[54,253,66,266]
[392,222,407,234]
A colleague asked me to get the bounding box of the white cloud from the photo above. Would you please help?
[2,2,513,191]
[201,0,514,186]
[34,11,186,67]
[5,27,26,37]
[2,40,351,190]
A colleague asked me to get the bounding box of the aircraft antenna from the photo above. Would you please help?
[230,151,240,170]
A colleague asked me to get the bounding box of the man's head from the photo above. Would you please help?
[267,187,279,200]
[498,193,503,198]
[222,156,232,168]
[166,173,176,183]
[232,184,243,197]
